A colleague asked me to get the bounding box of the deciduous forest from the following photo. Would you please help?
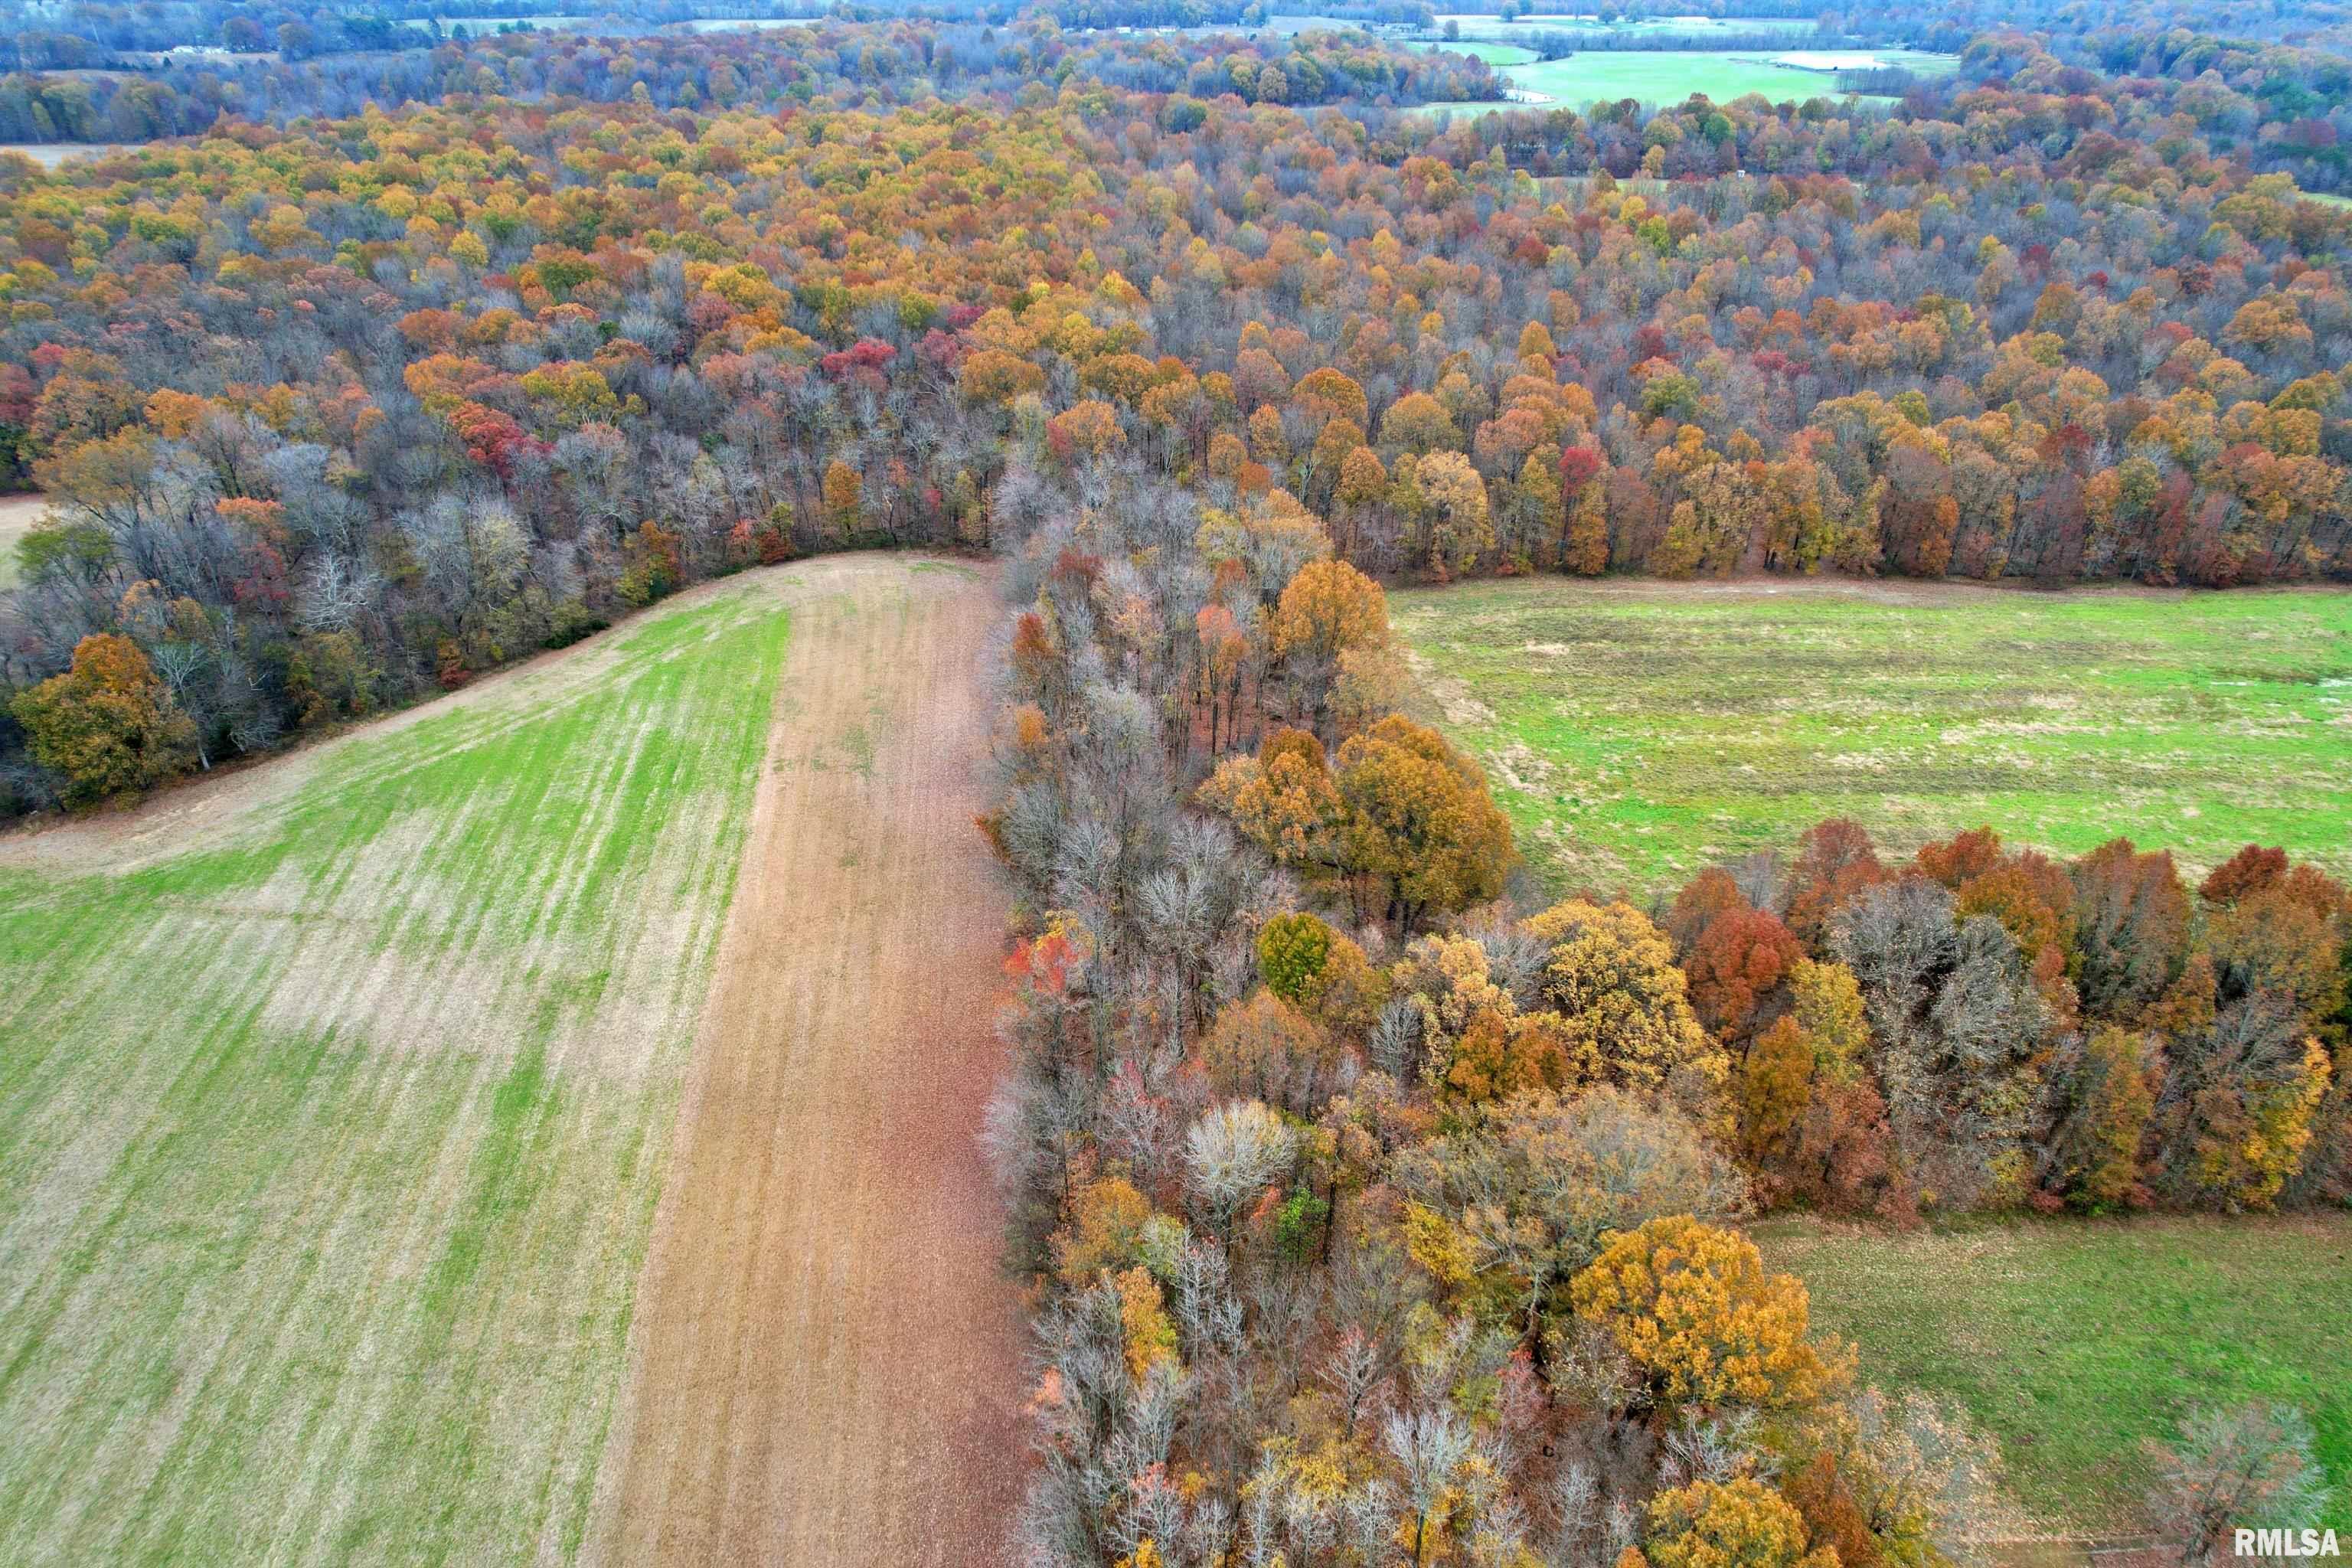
[0,0,2346,1563]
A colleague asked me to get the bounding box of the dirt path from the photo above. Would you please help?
[583,554,1026,1566]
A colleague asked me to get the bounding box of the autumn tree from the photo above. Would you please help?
[1526,898,1728,1104]
[1570,1216,1841,1413]
[1395,1087,1744,1355]
[1332,714,1513,932]
[1269,557,1387,736]
[1646,1479,1838,1568]
[11,633,197,806]
[1416,450,1494,578]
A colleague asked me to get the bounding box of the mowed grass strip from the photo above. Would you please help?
[1756,1214,2352,1537]
[1393,578,2352,893]
[0,580,792,1563]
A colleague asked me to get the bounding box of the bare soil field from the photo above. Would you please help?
[583,555,1025,1566]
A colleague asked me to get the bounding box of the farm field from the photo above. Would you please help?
[583,556,1023,1566]
[1413,45,1955,112]
[1756,1214,2352,1537]
[1410,38,1540,64]
[1511,48,1952,106]
[1393,576,2352,893]
[1432,12,1823,33]
[0,554,1016,1565]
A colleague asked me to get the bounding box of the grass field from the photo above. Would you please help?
[1757,1214,2352,1536]
[0,575,794,1561]
[1412,39,1540,65]
[1393,577,2352,893]
[1410,44,1954,113]
[1507,48,1952,106]
[1432,12,1823,38]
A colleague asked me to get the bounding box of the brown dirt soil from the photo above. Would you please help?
[583,554,1027,1566]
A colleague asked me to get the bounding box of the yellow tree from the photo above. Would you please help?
[822,459,863,539]
[1416,450,1494,578]
[1524,899,1726,1099]
[1646,1479,1839,1568]
[1571,1216,1842,1413]
[1270,558,1387,733]
[1333,714,1512,932]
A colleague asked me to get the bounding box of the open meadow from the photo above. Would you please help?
[1393,576,2352,893]
[0,555,1018,1565]
[1410,41,1956,112]
[1757,1214,2352,1537]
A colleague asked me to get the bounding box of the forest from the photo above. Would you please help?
[0,1,2346,1563]
[6,15,2352,809]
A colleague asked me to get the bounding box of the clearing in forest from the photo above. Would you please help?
[1757,1213,2352,1535]
[1393,576,2352,893]
[1410,46,1957,116]
[0,554,1019,1563]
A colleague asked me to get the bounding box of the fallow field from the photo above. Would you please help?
[0,555,1018,1565]
[1394,576,2352,895]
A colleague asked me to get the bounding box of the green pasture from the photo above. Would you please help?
[1759,1214,2352,1536]
[1393,577,2352,893]
[1411,45,1955,113]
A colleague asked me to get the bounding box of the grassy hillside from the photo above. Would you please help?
[1758,1214,2352,1536]
[1393,577,2352,893]
[0,578,792,1563]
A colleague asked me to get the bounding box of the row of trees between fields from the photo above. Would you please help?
[973,445,2345,1566]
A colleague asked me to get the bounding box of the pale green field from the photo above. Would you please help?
[1511,47,1953,106]
[1432,12,1823,36]
[0,494,47,590]
[1411,45,1955,113]
[0,578,792,1561]
[1412,38,1540,65]
[1394,577,2352,893]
